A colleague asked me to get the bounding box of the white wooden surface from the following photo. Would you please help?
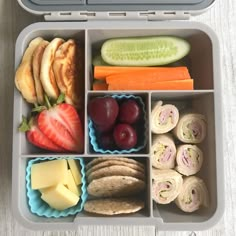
[0,0,235,235]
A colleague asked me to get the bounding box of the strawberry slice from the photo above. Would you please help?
[19,116,66,152]
[37,103,84,153]
[55,103,84,149]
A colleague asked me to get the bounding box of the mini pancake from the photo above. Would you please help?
[15,37,44,104]
[40,38,64,100]
[32,40,49,104]
[53,39,84,109]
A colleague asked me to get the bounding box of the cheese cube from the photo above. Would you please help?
[31,159,67,190]
[66,170,81,196]
[77,187,81,196]
[41,183,79,210]
[67,159,81,185]
[39,188,48,194]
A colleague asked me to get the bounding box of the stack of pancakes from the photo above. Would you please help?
[15,37,84,109]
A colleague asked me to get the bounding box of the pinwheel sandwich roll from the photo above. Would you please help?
[175,176,209,213]
[151,134,176,169]
[176,145,203,176]
[174,113,207,144]
[152,169,183,204]
[151,101,179,134]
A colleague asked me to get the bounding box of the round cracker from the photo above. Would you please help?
[84,198,144,215]
[86,157,145,170]
[87,176,146,197]
[86,160,145,176]
[87,165,146,183]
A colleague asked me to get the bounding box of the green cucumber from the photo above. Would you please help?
[92,54,110,66]
[101,36,190,66]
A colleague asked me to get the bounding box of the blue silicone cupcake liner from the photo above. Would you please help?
[26,157,88,218]
[88,94,148,154]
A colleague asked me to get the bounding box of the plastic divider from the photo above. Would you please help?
[84,29,89,155]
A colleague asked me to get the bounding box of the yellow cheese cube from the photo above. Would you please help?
[31,159,67,190]
[77,186,81,196]
[39,188,48,194]
[67,159,81,185]
[66,170,81,196]
[41,183,79,210]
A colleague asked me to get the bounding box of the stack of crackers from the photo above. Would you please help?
[84,157,146,215]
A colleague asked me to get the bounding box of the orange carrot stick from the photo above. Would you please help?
[92,82,108,90]
[108,79,194,91]
[106,67,191,84]
[94,66,190,80]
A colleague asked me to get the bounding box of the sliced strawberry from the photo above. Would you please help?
[37,105,83,152]
[19,116,66,152]
[54,103,84,151]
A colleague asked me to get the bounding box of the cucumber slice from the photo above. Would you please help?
[101,36,190,66]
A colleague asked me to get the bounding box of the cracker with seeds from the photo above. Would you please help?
[86,160,145,176]
[87,176,146,197]
[84,198,144,215]
[86,156,145,170]
[87,165,145,183]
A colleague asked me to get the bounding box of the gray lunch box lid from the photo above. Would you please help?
[17,0,215,20]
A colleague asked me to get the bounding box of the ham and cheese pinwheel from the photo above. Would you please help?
[152,169,183,204]
[174,113,206,144]
[175,145,203,176]
[151,134,176,169]
[175,176,209,213]
[151,101,179,134]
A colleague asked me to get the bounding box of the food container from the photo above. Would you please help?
[88,94,148,154]
[12,0,224,231]
[25,157,87,218]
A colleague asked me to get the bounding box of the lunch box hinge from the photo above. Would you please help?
[44,12,90,21]
[44,11,190,21]
[145,11,191,21]
[44,11,141,21]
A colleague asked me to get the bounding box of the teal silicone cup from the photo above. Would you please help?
[88,94,147,154]
[26,157,88,218]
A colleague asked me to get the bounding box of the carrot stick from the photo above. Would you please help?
[108,79,194,91]
[94,66,141,80]
[92,82,108,90]
[94,66,190,80]
[106,68,191,85]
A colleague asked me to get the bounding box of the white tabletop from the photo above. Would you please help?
[0,0,235,235]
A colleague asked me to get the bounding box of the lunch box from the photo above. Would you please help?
[12,0,224,231]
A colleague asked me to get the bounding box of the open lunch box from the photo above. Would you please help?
[12,0,224,232]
